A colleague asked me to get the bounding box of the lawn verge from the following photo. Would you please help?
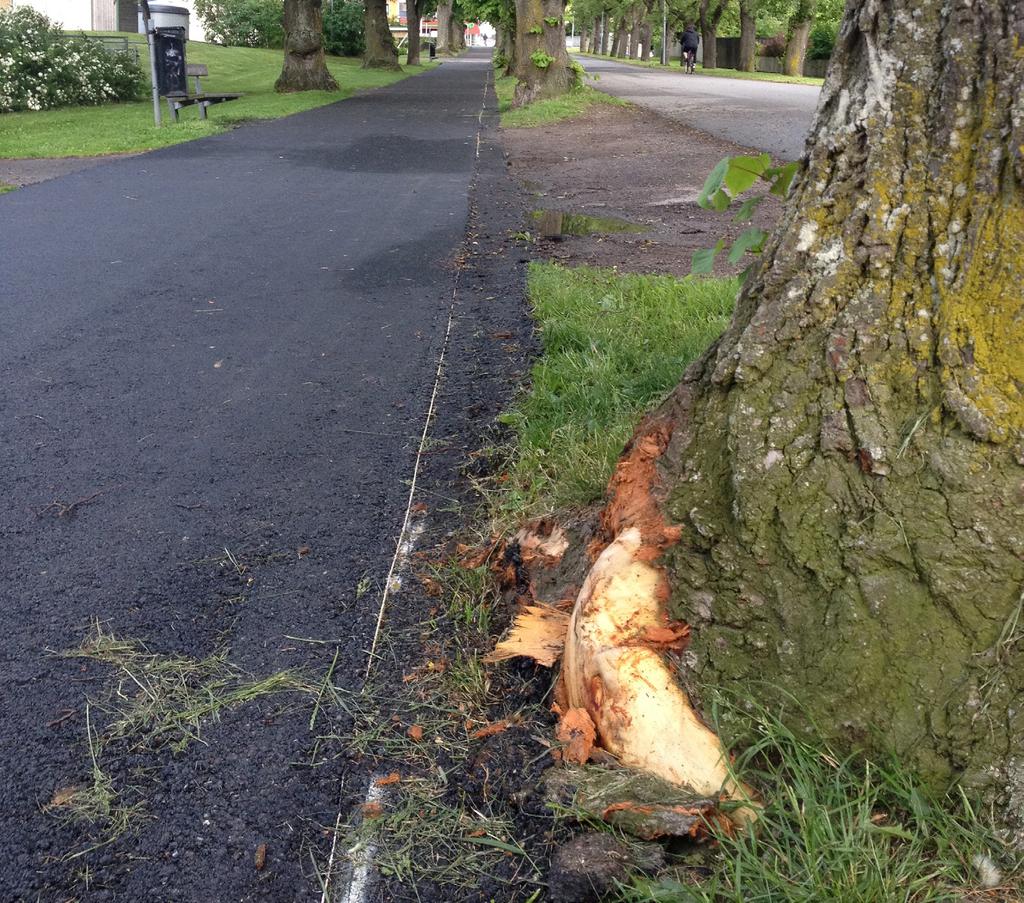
[575,51,825,86]
[492,263,735,526]
[0,36,437,158]
[495,73,627,128]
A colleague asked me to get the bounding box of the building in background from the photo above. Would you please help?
[8,0,207,39]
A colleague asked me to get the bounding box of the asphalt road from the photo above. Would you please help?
[581,55,822,160]
[0,50,495,900]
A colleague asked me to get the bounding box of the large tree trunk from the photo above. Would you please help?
[448,10,465,53]
[783,0,815,77]
[600,15,610,54]
[628,9,641,59]
[639,21,652,61]
[406,0,421,65]
[436,0,453,54]
[698,0,725,70]
[737,0,757,71]
[512,0,573,105]
[362,0,400,69]
[497,23,516,73]
[613,18,628,57]
[275,0,338,91]
[580,25,590,53]
[568,0,1024,838]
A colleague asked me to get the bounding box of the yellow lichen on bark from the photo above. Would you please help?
[937,202,1024,443]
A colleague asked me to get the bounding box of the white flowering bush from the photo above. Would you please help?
[0,7,143,112]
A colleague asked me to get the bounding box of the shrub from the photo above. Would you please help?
[808,19,836,59]
[322,1,365,57]
[0,7,143,113]
[758,32,787,57]
[193,0,284,48]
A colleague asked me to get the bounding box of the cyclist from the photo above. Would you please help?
[681,24,699,73]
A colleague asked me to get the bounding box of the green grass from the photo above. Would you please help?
[621,697,1021,902]
[495,74,627,128]
[575,51,825,86]
[492,263,736,522]
[0,34,437,158]
[0,181,16,193]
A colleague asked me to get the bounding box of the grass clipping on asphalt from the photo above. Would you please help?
[46,622,308,859]
[490,262,1020,899]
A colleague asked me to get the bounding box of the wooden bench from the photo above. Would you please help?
[164,64,243,122]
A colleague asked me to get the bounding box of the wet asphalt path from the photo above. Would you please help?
[580,55,821,159]
[1,51,492,900]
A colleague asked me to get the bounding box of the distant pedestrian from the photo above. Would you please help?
[681,24,699,73]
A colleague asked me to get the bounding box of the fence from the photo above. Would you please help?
[70,33,143,64]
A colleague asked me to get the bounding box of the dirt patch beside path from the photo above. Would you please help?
[0,154,139,188]
[501,103,782,276]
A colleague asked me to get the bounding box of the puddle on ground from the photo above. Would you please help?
[531,209,648,238]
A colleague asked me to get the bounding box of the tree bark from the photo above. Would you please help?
[600,15,610,54]
[497,22,516,73]
[737,0,757,71]
[275,0,338,91]
[436,0,453,54]
[628,9,641,59]
[512,0,573,105]
[782,0,815,77]
[639,21,652,61]
[580,25,590,53]
[577,0,1024,838]
[406,0,421,65]
[362,0,401,68]
[613,18,628,57]
[448,9,465,53]
[698,0,725,70]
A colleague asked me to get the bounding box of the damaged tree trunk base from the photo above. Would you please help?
[560,527,756,822]
[493,413,758,829]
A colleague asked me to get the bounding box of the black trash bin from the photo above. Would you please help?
[153,27,187,95]
[428,40,436,59]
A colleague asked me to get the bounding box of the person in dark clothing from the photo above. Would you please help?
[680,24,699,73]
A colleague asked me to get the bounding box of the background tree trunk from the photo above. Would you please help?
[737,0,757,71]
[613,18,628,57]
[601,15,610,53]
[698,0,725,70]
[362,0,400,69]
[628,10,641,59]
[498,23,516,73]
[513,0,573,105]
[595,0,1024,835]
[639,21,652,61]
[406,0,421,65]
[436,0,453,54]
[448,9,466,53]
[580,25,590,53]
[275,0,338,91]
[783,0,815,77]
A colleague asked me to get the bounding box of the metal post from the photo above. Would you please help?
[140,1,161,127]
[660,0,667,65]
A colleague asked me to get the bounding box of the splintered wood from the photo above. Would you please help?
[483,603,570,667]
